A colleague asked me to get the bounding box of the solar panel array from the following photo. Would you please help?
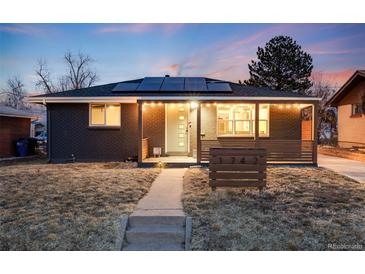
[112,77,232,93]
[137,77,164,91]
[160,77,185,91]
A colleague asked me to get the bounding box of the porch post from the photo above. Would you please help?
[196,102,201,164]
[254,102,260,148]
[312,102,318,165]
[137,100,143,163]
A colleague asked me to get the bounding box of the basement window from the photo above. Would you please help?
[90,104,121,127]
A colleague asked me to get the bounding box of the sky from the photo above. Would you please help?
[1,23,365,93]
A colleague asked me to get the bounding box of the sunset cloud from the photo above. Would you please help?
[305,33,365,55]
[95,23,184,34]
[0,24,44,35]
[1,24,364,92]
[311,69,356,87]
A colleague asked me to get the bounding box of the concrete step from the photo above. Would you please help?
[123,242,184,251]
[126,226,185,245]
[129,215,186,227]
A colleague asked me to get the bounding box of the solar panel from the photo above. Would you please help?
[137,77,164,91]
[185,77,207,92]
[112,82,140,92]
[160,77,185,91]
[207,82,232,92]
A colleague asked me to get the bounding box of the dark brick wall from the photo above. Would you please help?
[48,103,138,162]
[142,105,165,156]
[48,103,302,162]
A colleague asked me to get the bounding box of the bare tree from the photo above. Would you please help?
[35,59,56,94]
[1,76,27,109]
[64,52,98,90]
[309,73,337,145]
[35,51,98,94]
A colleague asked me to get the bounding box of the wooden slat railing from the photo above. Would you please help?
[201,139,314,164]
[209,147,267,190]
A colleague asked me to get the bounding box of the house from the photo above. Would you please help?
[28,76,320,165]
[328,70,365,148]
[0,106,36,157]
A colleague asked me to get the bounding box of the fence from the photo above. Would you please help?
[209,147,267,190]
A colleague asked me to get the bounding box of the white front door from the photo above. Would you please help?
[166,104,189,155]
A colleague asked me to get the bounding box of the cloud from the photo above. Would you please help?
[95,23,184,34]
[311,69,356,87]
[305,34,365,55]
[0,24,44,35]
[160,64,182,76]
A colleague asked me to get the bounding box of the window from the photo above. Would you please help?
[217,104,269,137]
[90,104,121,126]
[351,103,362,116]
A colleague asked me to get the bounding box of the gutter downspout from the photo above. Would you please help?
[45,100,51,163]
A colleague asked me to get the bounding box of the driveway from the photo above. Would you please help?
[318,154,365,183]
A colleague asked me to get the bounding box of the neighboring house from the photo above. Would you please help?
[328,70,365,148]
[0,106,36,157]
[28,76,320,165]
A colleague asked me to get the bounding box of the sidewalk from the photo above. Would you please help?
[318,154,365,183]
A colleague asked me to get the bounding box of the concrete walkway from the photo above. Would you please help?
[318,154,365,183]
[133,168,186,214]
[122,168,188,251]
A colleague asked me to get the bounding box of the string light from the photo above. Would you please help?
[190,101,198,109]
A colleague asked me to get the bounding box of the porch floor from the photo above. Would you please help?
[143,156,196,163]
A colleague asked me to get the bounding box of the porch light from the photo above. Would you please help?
[158,102,163,106]
[206,103,211,107]
[190,101,199,109]
[279,105,283,109]
[286,104,291,109]
[213,102,217,106]
[151,102,155,107]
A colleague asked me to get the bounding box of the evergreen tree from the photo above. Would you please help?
[244,36,313,94]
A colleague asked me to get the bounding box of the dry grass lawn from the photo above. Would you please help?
[0,159,159,250]
[183,167,365,251]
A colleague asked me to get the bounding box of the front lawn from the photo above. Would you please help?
[183,167,365,251]
[0,160,159,250]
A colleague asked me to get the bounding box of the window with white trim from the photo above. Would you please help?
[217,104,269,137]
[90,104,121,126]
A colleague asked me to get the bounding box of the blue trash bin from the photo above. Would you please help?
[16,138,28,157]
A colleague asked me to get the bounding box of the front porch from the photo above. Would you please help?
[143,156,196,163]
[137,100,318,166]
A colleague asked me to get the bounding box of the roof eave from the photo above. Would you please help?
[27,95,320,104]
[328,70,365,106]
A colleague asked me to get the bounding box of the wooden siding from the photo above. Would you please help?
[142,138,149,160]
[201,139,314,164]
[209,147,267,190]
[0,116,31,157]
[301,120,312,141]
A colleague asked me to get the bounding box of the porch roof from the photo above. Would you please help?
[28,76,319,103]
